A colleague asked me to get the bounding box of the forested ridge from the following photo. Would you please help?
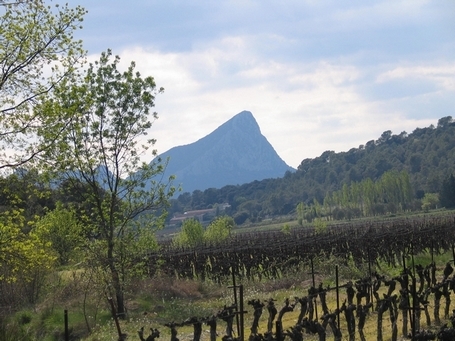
[168,116,455,224]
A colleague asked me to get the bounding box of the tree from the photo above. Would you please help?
[0,169,51,220]
[204,216,234,244]
[37,50,174,317]
[35,202,84,265]
[437,116,453,128]
[377,130,392,145]
[173,218,204,247]
[0,208,55,288]
[0,169,63,304]
[421,193,439,212]
[0,0,86,168]
[296,202,305,226]
[439,174,455,209]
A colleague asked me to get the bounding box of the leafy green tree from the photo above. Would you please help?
[296,202,305,226]
[173,218,204,247]
[35,202,84,265]
[204,216,234,244]
[362,178,376,216]
[421,193,439,212]
[0,169,56,303]
[237,199,261,222]
[37,50,174,317]
[0,209,55,283]
[281,223,291,234]
[437,116,453,128]
[313,218,328,234]
[0,169,51,221]
[0,0,86,168]
[313,198,322,218]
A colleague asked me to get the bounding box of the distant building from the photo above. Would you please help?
[169,203,231,226]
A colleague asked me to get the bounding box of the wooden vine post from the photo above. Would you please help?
[229,268,247,341]
[239,284,245,341]
[411,276,418,340]
[309,257,319,321]
[367,248,374,309]
[230,267,240,338]
[64,310,69,341]
[335,265,340,330]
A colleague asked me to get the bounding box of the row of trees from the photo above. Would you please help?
[1,1,174,320]
[324,170,413,218]
[295,170,412,223]
[296,171,455,224]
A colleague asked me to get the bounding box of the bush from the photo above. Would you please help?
[0,319,33,341]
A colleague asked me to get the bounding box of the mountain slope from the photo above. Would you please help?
[154,111,294,194]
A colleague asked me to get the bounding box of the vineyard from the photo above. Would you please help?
[152,214,455,282]
[136,214,455,341]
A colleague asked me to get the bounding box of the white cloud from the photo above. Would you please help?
[377,64,455,91]
[74,0,455,169]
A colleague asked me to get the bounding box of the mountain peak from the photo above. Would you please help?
[210,110,260,138]
[154,111,295,194]
[231,110,256,123]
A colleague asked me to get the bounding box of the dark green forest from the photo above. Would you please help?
[168,116,455,225]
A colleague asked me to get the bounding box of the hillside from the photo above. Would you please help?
[168,116,455,224]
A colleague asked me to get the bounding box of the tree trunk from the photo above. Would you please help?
[108,240,126,319]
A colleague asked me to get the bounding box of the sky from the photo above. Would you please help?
[69,0,455,169]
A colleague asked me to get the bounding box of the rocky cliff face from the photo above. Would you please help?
[154,110,295,194]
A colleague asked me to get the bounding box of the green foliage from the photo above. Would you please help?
[313,218,327,234]
[0,211,55,283]
[281,223,291,234]
[295,200,321,224]
[0,319,33,341]
[323,170,413,219]
[204,216,234,244]
[439,174,455,208]
[0,0,86,168]
[0,170,52,222]
[173,218,204,247]
[174,216,235,247]
[35,202,84,265]
[296,202,304,226]
[421,193,439,212]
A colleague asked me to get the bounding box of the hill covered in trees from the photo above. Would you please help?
[168,116,455,224]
